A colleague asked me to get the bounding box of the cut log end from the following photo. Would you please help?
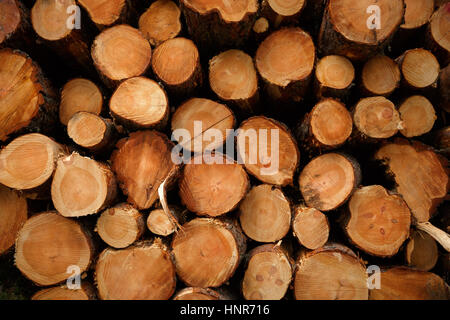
[369,267,449,300]
[110,77,168,129]
[92,25,151,83]
[67,112,111,150]
[96,203,145,249]
[59,78,103,126]
[406,230,439,272]
[111,130,178,210]
[242,244,292,300]
[179,154,249,217]
[182,0,258,22]
[151,37,201,94]
[353,97,402,139]
[239,184,291,243]
[253,17,269,34]
[375,139,449,223]
[15,212,93,286]
[362,55,401,96]
[399,96,437,138]
[267,0,305,16]
[401,0,435,30]
[345,185,411,257]
[328,0,404,45]
[0,134,64,190]
[172,218,245,288]
[316,55,354,90]
[0,185,27,255]
[0,49,55,141]
[78,0,127,26]
[31,0,74,41]
[237,116,300,186]
[0,0,21,44]
[139,0,181,46]
[292,206,329,250]
[309,99,353,148]
[256,28,315,87]
[32,283,96,300]
[300,153,361,211]
[171,98,236,153]
[209,49,258,106]
[173,287,222,300]
[400,49,440,89]
[147,208,177,236]
[95,241,176,300]
[294,244,368,300]
[429,4,450,55]
[51,153,117,217]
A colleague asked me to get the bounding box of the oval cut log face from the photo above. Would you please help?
[294,248,369,300]
[95,244,176,300]
[237,116,300,186]
[0,51,42,142]
[256,28,315,87]
[329,0,404,44]
[242,250,292,300]
[171,218,240,288]
[92,25,151,81]
[299,153,357,211]
[0,0,21,44]
[267,0,305,16]
[32,0,75,40]
[15,212,92,286]
[347,185,411,257]
[182,0,258,22]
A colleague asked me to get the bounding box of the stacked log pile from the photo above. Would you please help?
[0,0,449,301]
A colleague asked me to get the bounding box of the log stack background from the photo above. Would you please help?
[0,0,449,300]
